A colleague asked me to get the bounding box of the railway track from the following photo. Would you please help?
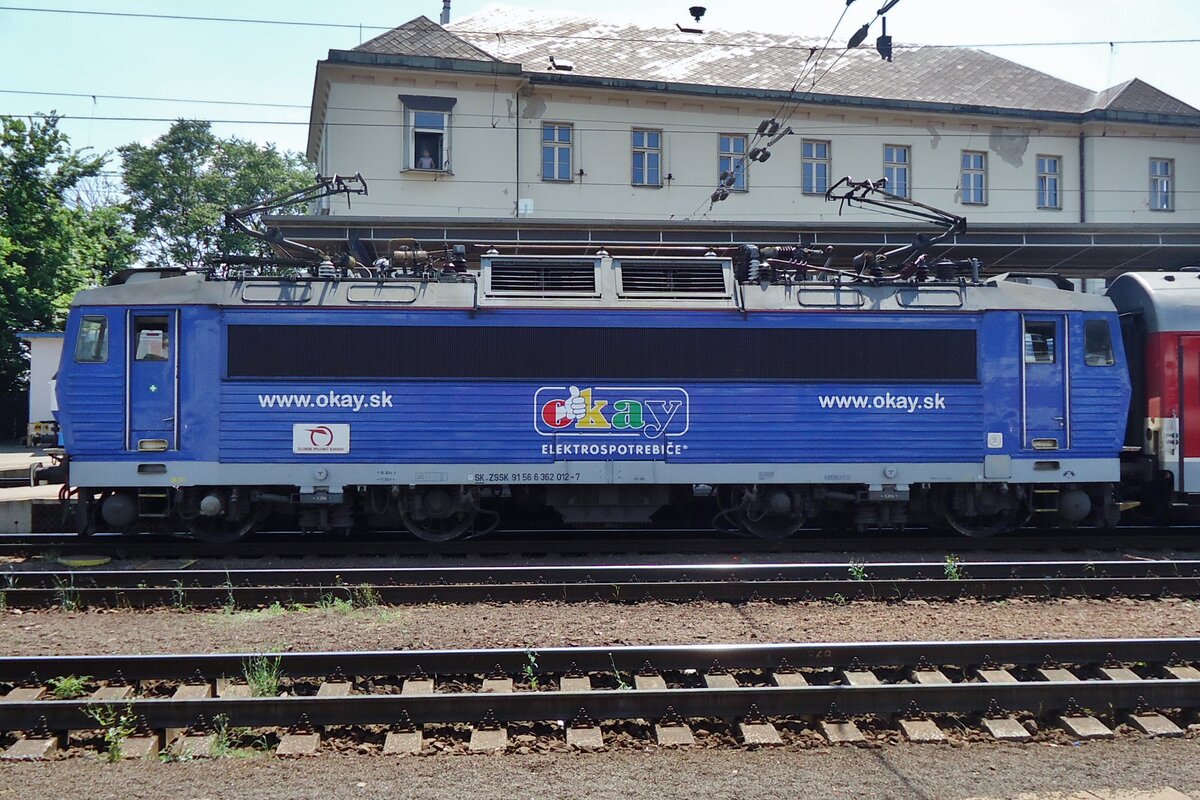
[1,638,1196,757]
[4,527,1200,559]
[6,559,1200,608]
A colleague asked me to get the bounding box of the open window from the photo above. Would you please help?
[134,316,170,361]
[400,94,455,172]
[74,315,108,363]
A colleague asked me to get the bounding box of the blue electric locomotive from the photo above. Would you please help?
[52,248,1129,541]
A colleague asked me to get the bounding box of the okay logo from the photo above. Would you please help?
[534,386,689,439]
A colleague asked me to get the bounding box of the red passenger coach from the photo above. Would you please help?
[1107,272,1200,505]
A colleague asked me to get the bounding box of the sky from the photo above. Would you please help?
[2,0,1198,176]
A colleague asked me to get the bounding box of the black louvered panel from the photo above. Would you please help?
[618,259,728,295]
[227,325,977,382]
[488,259,595,294]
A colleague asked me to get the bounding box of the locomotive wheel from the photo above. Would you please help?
[942,509,1016,538]
[724,486,804,539]
[735,509,804,539]
[398,506,477,543]
[186,508,267,543]
[935,485,1025,538]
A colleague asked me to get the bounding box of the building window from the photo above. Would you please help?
[718,134,747,192]
[542,123,573,182]
[1151,158,1174,211]
[1037,155,1061,209]
[632,129,661,187]
[802,139,830,194]
[411,111,448,170]
[400,96,456,172]
[884,145,910,198]
[961,151,986,205]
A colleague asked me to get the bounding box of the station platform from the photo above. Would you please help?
[0,484,63,534]
[0,448,53,483]
[0,447,64,534]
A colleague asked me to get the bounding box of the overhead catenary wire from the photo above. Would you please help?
[78,167,1197,199]
[17,112,1200,141]
[688,1,858,220]
[7,7,1191,220]
[0,5,1195,51]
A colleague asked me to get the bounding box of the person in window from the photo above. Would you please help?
[416,149,436,170]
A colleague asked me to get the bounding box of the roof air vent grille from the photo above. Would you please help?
[616,257,731,297]
[485,257,598,296]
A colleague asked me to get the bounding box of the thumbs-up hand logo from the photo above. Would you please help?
[564,385,588,422]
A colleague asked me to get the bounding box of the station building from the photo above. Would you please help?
[278,6,1200,274]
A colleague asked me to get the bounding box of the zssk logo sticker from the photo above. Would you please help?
[534,386,689,439]
[292,423,350,454]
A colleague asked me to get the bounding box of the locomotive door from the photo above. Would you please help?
[1021,315,1069,449]
[127,311,178,450]
[1178,336,1200,492]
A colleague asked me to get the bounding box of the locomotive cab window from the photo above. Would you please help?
[134,316,170,361]
[74,315,108,363]
[1024,320,1056,364]
[1084,320,1115,366]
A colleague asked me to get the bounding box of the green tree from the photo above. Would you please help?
[0,114,135,409]
[119,120,314,267]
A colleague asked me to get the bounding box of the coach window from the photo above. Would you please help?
[1084,320,1115,366]
[74,316,108,363]
[1024,320,1056,364]
[134,316,169,361]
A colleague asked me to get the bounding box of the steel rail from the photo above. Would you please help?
[2,639,1200,731]
[5,561,1200,606]
[4,638,1198,682]
[2,681,1196,732]
[4,529,1199,558]
[7,578,1200,606]
[10,560,1200,587]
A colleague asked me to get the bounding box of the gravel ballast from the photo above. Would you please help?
[4,597,1199,798]
[0,741,1197,800]
[1,597,1196,655]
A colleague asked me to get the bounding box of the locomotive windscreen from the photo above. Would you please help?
[227,325,977,382]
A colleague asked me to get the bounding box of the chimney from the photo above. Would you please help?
[440,0,451,24]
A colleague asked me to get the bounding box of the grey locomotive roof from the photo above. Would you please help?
[72,269,1116,314]
[1106,272,1200,333]
[349,6,1197,118]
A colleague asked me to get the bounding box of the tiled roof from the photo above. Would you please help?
[451,6,1090,113]
[352,5,1197,118]
[354,15,499,62]
[1091,78,1200,115]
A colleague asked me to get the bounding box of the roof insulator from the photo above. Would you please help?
[847,23,870,49]
[756,119,779,136]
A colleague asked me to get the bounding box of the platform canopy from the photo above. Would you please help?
[267,216,1200,279]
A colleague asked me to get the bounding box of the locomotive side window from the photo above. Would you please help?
[1024,320,1056,364]
[74,316,108,363]
[134,316,170,361]
[1084,320,1115,366]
